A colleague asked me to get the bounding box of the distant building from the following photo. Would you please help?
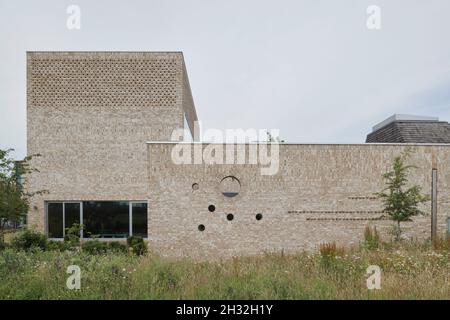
[366,114,450,143]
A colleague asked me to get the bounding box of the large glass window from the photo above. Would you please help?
[83,201,130,238]
[47,202,79,239]
[132,202,148,238]
[65,203,81,236]
[47,201,148,239]
[47,203,63,238]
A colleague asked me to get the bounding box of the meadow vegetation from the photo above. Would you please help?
[0,226,449,300]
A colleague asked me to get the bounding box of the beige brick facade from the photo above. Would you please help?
[27,52,197,231]
[147,143,450,258]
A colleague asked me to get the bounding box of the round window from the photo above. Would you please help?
[220,176,240,198]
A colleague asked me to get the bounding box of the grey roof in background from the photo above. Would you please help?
[372,114,439,132]
[366,115,450,143]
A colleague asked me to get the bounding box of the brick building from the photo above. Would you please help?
[27,52,450,258]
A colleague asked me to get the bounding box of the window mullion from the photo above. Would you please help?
[62,202,66,238]
[80,201,84,239]
[129,202,133,237]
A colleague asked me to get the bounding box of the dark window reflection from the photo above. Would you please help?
[47,201,147,239]
[65,203,81,236]
[48,203,63,238]
[83,201,129,238]
[132,202,148,238]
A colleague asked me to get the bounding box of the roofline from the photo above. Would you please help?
[26,50,184,54]
[146,141,450,146]
[372,114,440,132]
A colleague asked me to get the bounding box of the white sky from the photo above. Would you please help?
[1,0,450,159]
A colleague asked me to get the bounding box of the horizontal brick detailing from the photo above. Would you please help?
[148,143,450,259]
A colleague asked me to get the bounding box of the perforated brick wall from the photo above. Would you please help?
[27,52,197,230]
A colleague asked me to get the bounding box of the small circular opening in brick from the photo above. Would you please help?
[198,224,205,231]
[256,213,263,220]
[227,213,234,221]
[192,183,199,191]
[208,205,216,212]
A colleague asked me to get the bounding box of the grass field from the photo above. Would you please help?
[0,237,449,300]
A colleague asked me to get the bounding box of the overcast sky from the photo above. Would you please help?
[1,0,450,159]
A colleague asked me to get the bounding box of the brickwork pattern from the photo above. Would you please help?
[148,143,450,259]
[27,52,197,230]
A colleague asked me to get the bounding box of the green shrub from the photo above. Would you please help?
[64,223,83,247]
[47,240,71,252]
[127,236,147,255]
[82,240,108,254]
[108,241,127,253]
[11,229,47,251]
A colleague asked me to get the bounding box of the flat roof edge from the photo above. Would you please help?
[372,114,440,132]
[146,141,450,146]
[26,50,183,53]
[26,51,185,60]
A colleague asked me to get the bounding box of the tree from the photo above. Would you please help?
[0,148,45,233]
[376,149,429,241]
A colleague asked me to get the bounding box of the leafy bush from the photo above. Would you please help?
[127,236,147,255]
[11,229,47,251]
[47,240,71,252]
[64,223,83,247]
[82,240,108,255]
[363,225,380,250]
[108,241,127,253]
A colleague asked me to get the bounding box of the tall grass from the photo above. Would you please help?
[0,239,449,299]
[363,226,380,250]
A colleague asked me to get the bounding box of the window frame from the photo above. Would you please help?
[45,201,148,240]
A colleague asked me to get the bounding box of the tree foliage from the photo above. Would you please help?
[0,148,44,231]
[376,148,429,240]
